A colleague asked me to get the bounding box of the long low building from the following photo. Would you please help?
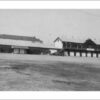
[54,37,100,57]
[0,34,58,55]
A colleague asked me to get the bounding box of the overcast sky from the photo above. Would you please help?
[0,9,100,44]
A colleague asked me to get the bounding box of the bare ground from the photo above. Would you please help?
[0,53,100,90]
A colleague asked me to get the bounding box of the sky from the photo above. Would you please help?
[0,10,100,44]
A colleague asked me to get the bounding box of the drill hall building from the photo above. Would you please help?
[54,37,100,58]
[0,34,56,55]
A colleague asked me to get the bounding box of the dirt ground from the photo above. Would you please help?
[0,53,100,91]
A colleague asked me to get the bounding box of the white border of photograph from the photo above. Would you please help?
[0,91,100,99]
[0,1,100,100]
[0,1,100,9]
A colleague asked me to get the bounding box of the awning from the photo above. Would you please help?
[12,45,29,49]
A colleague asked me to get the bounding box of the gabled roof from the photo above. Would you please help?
[0,34,43,43]
[84,38,96,46]
[54,37,100,45]
[0,38,56,49]
[54,37,84,44]
[54,37,62,42]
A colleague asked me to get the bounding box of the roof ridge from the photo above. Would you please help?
[0,34,43,43]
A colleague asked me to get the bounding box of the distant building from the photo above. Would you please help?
[54,37,100,57]
[0,34,56,55]
[0,34,43,54]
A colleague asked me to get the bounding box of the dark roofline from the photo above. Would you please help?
[54,37,63,42]
[63,41,83,44]
[0,34,43,43]
[54,37,100,45]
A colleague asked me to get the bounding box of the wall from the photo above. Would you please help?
[0,45,12,53]
[54,39,63,49]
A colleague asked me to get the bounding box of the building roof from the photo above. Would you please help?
[0,34,43,43]
[84,38,96,46]
[0,38,56,49]
[54,37,84,43]
[54,37,100,45]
